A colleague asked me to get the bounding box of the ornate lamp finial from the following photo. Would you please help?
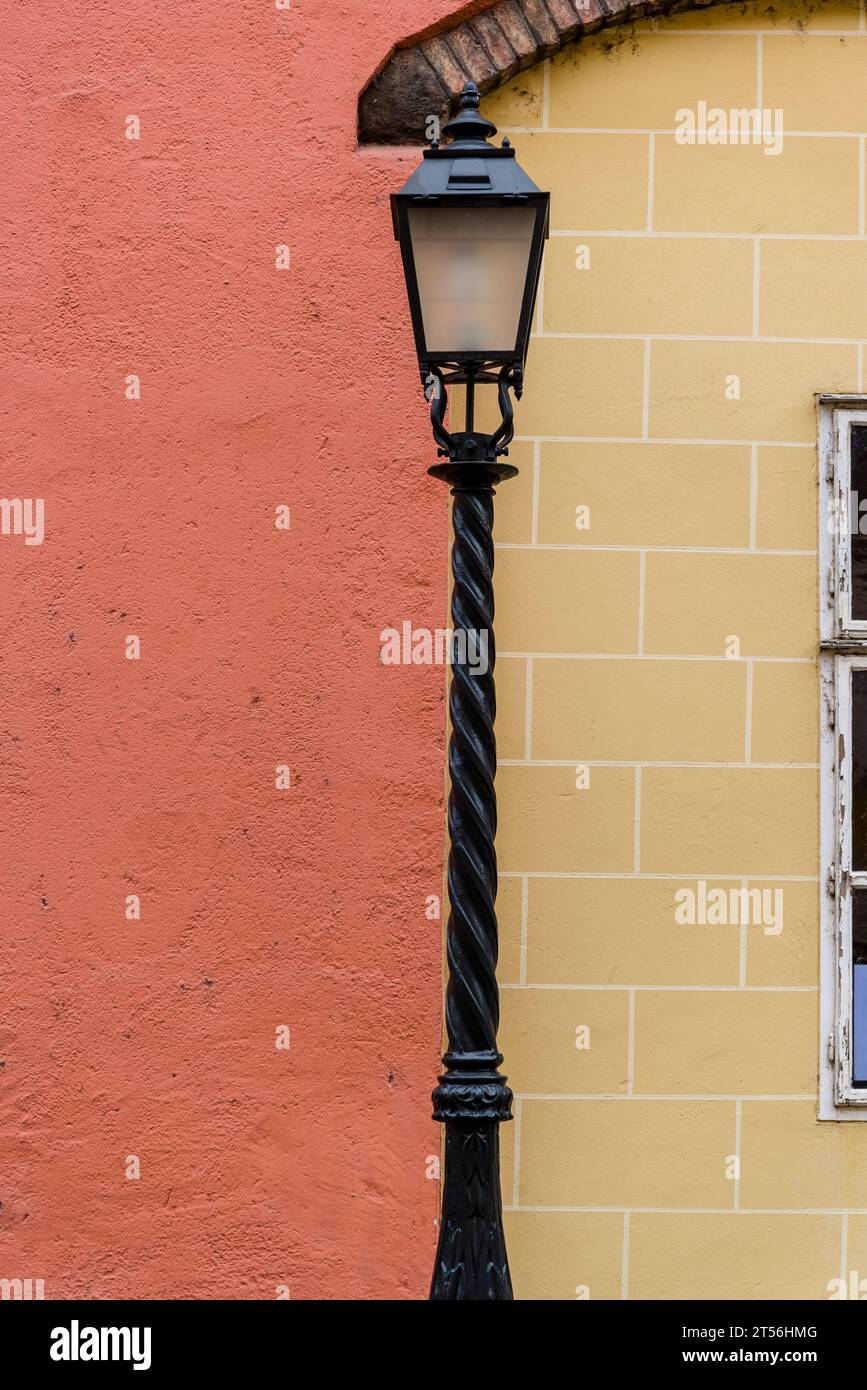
[442,80,498,147]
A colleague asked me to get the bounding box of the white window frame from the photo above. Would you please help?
[819,394,867,1117]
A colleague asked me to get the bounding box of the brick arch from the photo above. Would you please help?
[359,0,765,144]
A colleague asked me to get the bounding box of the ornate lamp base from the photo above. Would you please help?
[430,1062,513,1300]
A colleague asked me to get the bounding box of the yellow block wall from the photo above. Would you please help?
[472,0,867,1300]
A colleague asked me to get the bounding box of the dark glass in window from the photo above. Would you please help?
[853,892,867,1086]
[852,671,867,870]
[850,425,867,619]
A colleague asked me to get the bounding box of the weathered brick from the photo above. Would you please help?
[493,0,540,71]
[420,35,470,101]
[469,12,521,84]
[542,0,583,42]
[575,0,614,29]
[445,22,499,87]
[519,0,563,55]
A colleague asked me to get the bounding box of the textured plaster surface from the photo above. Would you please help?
[0,0,466,1300]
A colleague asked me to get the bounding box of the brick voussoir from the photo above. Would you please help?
[601,0,643,17]
[542,0,583,41]
[579,0,614,30]
[579,0,610,29]
[495,0,543,71]
[420,34,471,99]
[445,22,500,87]
[469,12,521,84]
[519,0,566,55]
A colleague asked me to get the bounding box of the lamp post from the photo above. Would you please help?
[392,81,549,1301]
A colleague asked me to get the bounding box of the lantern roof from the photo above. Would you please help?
[390,82,547,219]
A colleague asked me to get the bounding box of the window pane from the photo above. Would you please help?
[854,893,867,1086]
[852,670,867,871]
[851,425,867,619]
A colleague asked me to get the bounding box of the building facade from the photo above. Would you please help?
[366,0,867,1298]
[6,0,867,1302]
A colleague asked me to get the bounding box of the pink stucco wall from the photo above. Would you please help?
[0,0,470,1299]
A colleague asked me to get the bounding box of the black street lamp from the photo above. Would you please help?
[392,81,549,1301]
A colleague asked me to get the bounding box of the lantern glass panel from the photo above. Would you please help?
[408,204,536,355]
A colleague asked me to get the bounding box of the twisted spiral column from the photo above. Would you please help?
[430,480,513,1301]
[444,489,500,1057]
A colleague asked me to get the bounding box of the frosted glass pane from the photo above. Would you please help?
[408,205,536,354]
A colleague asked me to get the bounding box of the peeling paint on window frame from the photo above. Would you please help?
[819,395,867,1117]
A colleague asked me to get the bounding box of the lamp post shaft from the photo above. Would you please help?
[430,481,513,1301]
